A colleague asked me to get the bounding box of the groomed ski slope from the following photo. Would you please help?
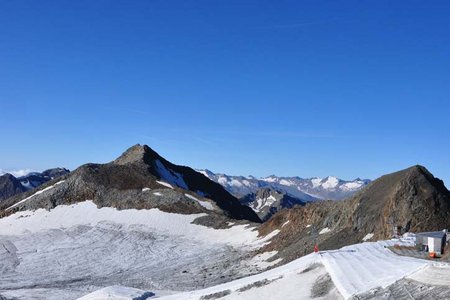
[319,240,428,299]
[152,238,432,300]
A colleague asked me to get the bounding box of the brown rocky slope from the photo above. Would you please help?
[259,165,450,262]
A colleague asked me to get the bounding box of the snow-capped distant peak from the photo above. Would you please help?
[341,181,364,190]
[197,169,215,179]
[311,177,322,188]
[321,176,339,189]
[262,175,278,183]
[279,179,294,186]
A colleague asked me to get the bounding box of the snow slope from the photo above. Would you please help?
[0,201,270,247]
[0,202,278,300]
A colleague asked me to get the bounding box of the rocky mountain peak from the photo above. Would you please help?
[240,187,305,221]
[113,144,159,166]
[1,144,261,223]
[258,165,450,262]
[256,187,282,198]
[0,173,26,201]
[2,173,15,180]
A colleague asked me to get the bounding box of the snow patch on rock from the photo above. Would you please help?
[155,160,188,189]
[7,180,65,210]
[156,181,174,189]
[362,233,374,242]
[185,194,214,210]
[319,227,331,235]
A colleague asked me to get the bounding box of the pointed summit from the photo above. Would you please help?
[0,173,26,201]
[259,165,450,261]
[2,144,261,223]
[349,164,450,236]
[113,144,160,166]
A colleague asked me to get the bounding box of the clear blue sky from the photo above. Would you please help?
[1,1,449,185]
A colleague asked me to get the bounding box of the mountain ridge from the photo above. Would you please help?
[258,164,450,261]
[0,168,69,202]
[197,169,371,201]
[0,144,261,223]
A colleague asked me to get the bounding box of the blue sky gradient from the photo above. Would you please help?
[1,1,449,185]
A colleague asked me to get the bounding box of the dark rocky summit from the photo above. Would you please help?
[17,168,70,190]
[240,187,305,221]
[0,168,70,202]
[0,174,26,201]
[259,165,450,262]
[0,145,261,223]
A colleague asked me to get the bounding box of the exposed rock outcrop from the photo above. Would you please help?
[260,165,450,262]
[240,187,305,221]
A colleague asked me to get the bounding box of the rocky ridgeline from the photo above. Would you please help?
[0,145,261,223]
[259,165,450,262]
[0,168,69,201]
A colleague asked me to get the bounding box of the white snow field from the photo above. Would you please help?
[0,201,278,300]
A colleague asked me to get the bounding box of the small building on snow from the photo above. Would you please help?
[415,230,447,256]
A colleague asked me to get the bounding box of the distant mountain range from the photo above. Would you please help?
[0,168,69,201]
[197,169,371,201]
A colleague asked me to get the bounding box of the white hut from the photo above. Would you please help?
[415,230,447,256]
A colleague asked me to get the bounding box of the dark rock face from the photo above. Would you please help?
[0,174,26,201]
[240,188,305,221]
[1,145,261,223]
[41,168,70,179]
[259,165,450,262]
[121,145,262,222]
[0,168,70,202]
[350,165,450,237]
[18,168,70,190]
